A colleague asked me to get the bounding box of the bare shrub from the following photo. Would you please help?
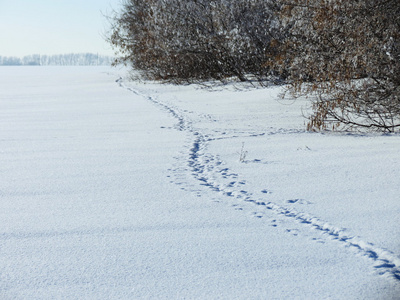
[107,0,284,83]
[276,0,400,132]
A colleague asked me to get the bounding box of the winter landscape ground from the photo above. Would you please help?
[1,66,399,299]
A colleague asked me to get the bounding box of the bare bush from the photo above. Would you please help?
[107,0,283,83]
[276,0,400,132]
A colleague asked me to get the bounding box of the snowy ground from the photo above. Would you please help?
[1,66,399,299]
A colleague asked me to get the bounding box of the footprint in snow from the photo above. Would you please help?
[271,220,278,227]
[312,237,326,244]
[286,199,313,205]
[286,229,300,236]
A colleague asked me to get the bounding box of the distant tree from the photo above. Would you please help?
[0,56,22,66]
[275,0,400,132]
[22,55,41,65]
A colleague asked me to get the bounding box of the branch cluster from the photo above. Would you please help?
[277,0,400,132]
[107,0,283,83]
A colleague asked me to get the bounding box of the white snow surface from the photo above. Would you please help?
[1,66,399,299]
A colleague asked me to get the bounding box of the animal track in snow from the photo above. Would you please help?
[286,199,313,205]
[118,78,400,284]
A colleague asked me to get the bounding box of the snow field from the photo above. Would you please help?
[0,67,399,299]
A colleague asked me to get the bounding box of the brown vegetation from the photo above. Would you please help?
[107,0,400,132]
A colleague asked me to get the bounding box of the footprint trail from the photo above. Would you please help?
[117,78,400,284]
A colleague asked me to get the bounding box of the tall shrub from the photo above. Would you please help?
[276,0,400,132]
[107,0,283,83]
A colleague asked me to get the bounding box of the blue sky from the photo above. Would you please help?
[0,0,121,57]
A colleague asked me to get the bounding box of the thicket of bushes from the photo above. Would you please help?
[108,0,400,132]
[108,0,283,82]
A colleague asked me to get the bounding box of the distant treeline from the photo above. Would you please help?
[0,53,114,66]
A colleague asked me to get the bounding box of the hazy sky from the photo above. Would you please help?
[0,0,122,57]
